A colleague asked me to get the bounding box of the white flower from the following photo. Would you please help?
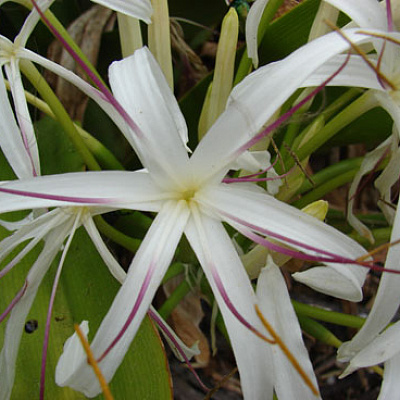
[0,47,370,398]
[0,0,56,177]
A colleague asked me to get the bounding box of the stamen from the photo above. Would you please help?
[148,308,210,392]
[324,20,396,90]
[255,305,319,396]
[223,170,292,183]
[357,238,400,262]
[74,324,114,400]
[282,142,315,186]
[357,30,400,47]
[211,267,275,345]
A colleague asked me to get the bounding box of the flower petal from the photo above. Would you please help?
[257,258,320,399]
[379,352,400,400]
[90,0,152,24]
[301,54,385,91]
[200,184,368,301]
[184,212,274,399]
[342,320,400,377]
[15,0,55,46]
[0,170,166,213]
[338,206,400,361]
[245,0,269,68]
[56,200,189,397]
[0,67,34,179]
[4,61,40,176]
[109,47,190,186]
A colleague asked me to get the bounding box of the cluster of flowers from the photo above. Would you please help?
[0,0,399,399]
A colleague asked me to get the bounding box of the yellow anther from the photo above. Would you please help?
[255,305,319,396]
[74,324,114,400]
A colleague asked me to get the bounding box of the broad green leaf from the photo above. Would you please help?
[36,116,85,175]
[0,226,172,399]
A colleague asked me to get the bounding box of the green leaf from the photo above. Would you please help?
[36,116,85,174]
[0,226,172,399]
[258,0,321,66]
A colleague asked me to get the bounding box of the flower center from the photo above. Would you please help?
[181,188,196,202]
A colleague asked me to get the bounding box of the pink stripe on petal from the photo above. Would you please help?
[0,282,27,323]
[0,186,115,204]
[234,52,351,158]
[386,0,393,31]
[148,309,209,392]
[97,262,157,363]
[209,264,273,344]
[222,210,357,262]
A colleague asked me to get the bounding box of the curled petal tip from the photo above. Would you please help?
[293,267,363,302]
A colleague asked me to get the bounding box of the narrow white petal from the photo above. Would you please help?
[246,0,269,68]
[344,321,400,373]
[200,184,368,301]
[339,207,400,361]
[19,48,136,146]
[5,61,40,175]
[0,69,34,178]
[109,48,189,184]
[0,212,34,232]
[0,224,70,400]
[83,217,126,284]
[301,54,385,91]
[257,258,320,399]
[90,0,152,24]
[324,0,388,31]
[56,200,189,397]
[347,138,393,243]
[0,170,166,213]
[373,91,400,136]
[379,352,400,400]
[185,214,274,399]
[15,0,55,46]
[0,209,66,267]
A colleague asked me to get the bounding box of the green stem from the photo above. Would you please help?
[349,227,392,247]
[293,300,366,329]
[298,315,342,348]
[158,280,191,320]
[297,157,363,195]
[291,91,378,166]
[292,169,360,208]
[20,60,101,171]
[162,263,186,284]
[317,88,363,122]
[94,215,141,253]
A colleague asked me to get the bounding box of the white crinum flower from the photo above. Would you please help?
[0,46,370,399]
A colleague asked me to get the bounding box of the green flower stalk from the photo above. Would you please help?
[148,0,173,88]
[198,8,239,139]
